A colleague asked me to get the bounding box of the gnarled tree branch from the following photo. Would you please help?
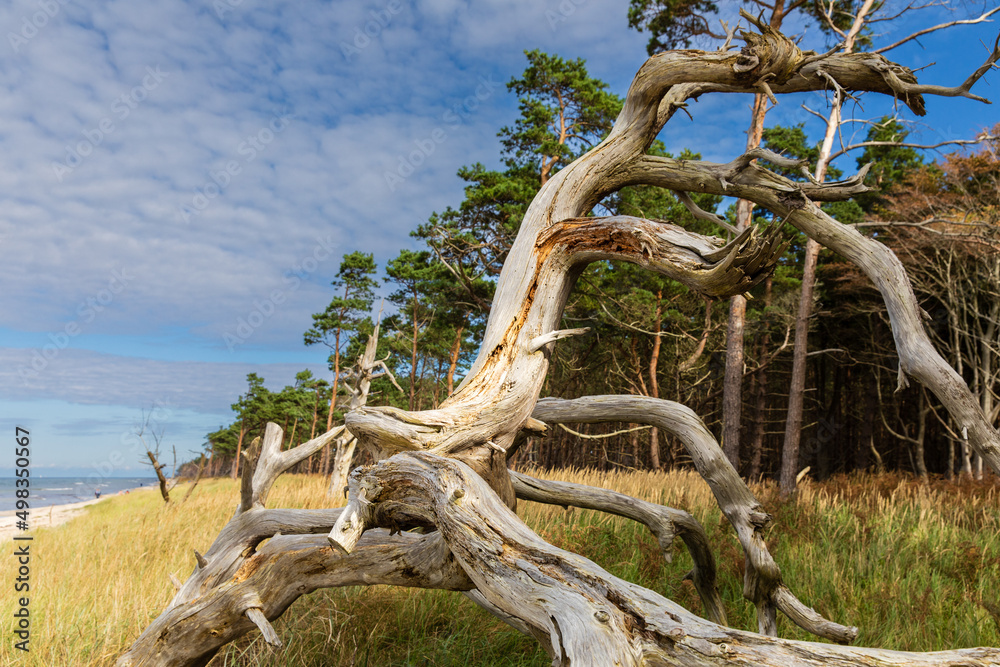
[623,153,1000,474]
[531,395,857,642]
[122,16,1000,665]
[510,470,727,625]
[340,451,998,666]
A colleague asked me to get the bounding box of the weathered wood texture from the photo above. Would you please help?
[337,452,1000,667]
[328,320,395,497]
[509,470,727,626]
[120,16,1000,666]
[532,396,855,641]
[346,15,1000,490]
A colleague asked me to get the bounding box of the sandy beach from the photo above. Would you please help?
[0,486,157,542]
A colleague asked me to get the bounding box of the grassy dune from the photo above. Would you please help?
[2,470,999,665]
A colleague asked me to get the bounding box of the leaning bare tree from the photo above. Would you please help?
[135,407,177,504]
[118,14,1000,666]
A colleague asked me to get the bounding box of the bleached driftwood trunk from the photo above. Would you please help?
[120,15,1000,666]
[326,319,401,499]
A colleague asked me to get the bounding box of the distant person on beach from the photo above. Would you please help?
[95,489,101,499]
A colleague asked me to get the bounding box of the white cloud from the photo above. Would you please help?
[0,347,329,413]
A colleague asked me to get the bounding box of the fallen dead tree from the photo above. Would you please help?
[119,13,1000,666]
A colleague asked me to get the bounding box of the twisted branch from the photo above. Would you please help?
[532,395,857,642]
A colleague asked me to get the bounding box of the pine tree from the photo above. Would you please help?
[304,252,378,430]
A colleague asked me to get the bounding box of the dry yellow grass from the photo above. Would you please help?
[1,470,998,666]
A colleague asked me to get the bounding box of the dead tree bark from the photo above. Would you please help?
[181,454,206,503]
[334,452,997,666]
[509,469,726,625]
[146,450,171,504]
[327,318,403,498]
[723,92,768,472]
[121,15,1000,666]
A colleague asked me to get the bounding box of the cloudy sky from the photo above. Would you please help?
[0,0,996,477]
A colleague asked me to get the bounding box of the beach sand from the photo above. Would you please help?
[0,486,157,542]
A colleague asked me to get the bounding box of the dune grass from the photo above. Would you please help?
[2,470,999,665]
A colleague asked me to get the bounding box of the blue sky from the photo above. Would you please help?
[0,0,997,477]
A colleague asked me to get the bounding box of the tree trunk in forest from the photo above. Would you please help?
[780,238,819,494]
[977,299,998,480]
[915,389,930,479]
[120,17,1000,666]
[230,423,245,479]
[857,375,876,473]
[326,309,345,432]
[677,299,712,375]
[722,295,745,468]
[320,441,331,476]
[649,290,663,469]
[409,288,420,411]
[630,426,640,467]
[447,326,464,397]
[310,391,319,440]
[748,277,772,480]
[722,93,768,471]
[780,0,874,495]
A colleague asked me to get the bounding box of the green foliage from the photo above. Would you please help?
[203,36,944,480]
[627,0,872,55]
[384,250,452,408]
[762,123,843,180]
[206,423,239,457]
[501,50,623,180]
[205,369,334,458]
[855,117,924,213]
[303,251,378,372]
[627,0,721,53]
[415,167,532,285]
[233,372,274,434]
[417,50,623,311]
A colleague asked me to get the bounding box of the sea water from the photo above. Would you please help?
[0,477,158,512]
